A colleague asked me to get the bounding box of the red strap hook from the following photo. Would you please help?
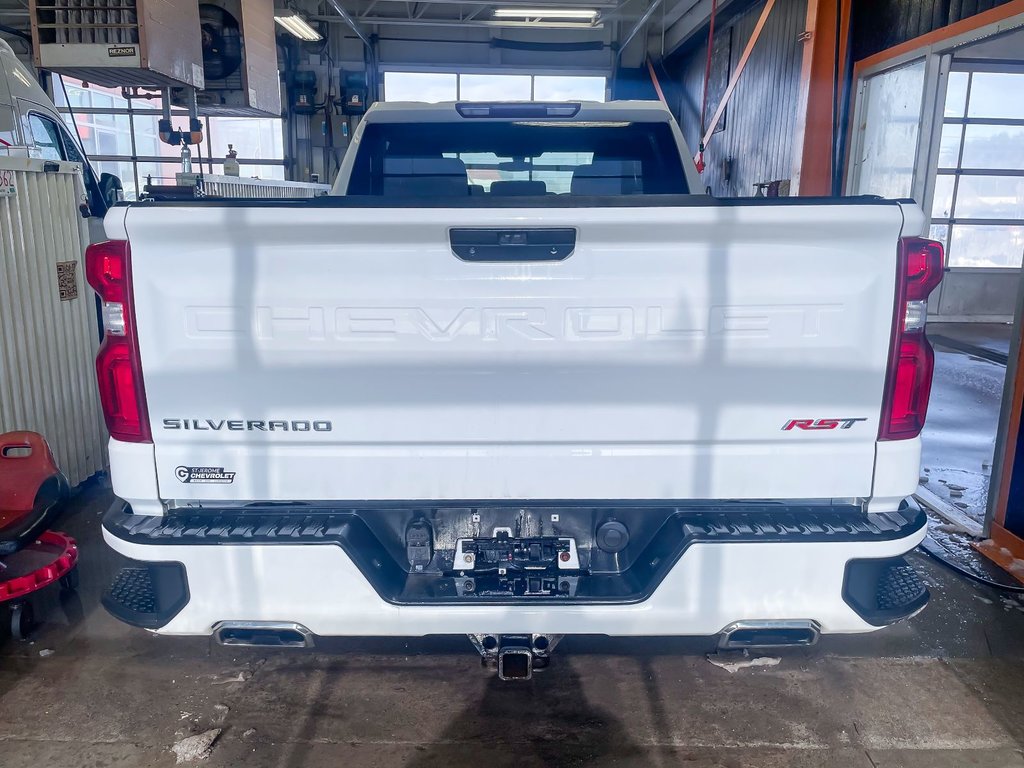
[696,0,719,174]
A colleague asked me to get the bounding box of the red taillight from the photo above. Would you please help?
[85,240,151,443]
[85,241,127,303]
[903,237,944,301]
[879,237,944,441]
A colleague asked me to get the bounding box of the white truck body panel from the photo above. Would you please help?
[117,201,912,505]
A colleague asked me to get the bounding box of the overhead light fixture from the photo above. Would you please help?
[492,8,599,20]
[274,8,323,41]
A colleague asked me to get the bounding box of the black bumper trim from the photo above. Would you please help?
[103,500,926,607]
[104,502,924,545]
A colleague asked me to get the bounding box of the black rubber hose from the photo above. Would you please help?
[919,536,1024,593]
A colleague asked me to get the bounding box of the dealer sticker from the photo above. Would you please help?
[0,168,16,197]
[175,465,236,484]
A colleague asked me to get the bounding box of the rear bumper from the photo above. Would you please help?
[101,501,928,637]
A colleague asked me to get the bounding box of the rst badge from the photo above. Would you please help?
[782,418,867,431]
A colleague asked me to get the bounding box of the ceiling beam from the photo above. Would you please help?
[597,0,649,22]
[662,0,739,56]
[659,0,701,29]
[324,0,374,48]
[616,0,665,58]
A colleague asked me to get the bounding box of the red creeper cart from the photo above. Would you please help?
[0,432,79,640]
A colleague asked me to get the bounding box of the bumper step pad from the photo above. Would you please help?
[876,563,927,612]
[101,561,189,629]
[106,567,158,614]
[843,556,929,626]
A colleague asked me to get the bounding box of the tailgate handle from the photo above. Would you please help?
[450,228,575,262]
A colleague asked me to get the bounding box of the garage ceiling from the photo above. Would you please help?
[0,0,730,54]
[310,0,626,31]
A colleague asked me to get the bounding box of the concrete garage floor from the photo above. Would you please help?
[3,330,1024,767]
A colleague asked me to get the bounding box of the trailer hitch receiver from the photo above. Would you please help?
[469,633,562,681]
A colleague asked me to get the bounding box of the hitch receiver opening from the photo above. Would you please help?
[469,633,562,680]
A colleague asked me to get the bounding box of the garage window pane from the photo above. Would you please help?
[961,125,1024,171]
[943,71,969,118]
[533,76,606,102]
[949,225,1024,268]
[954,176,1024,220]
[53,74,285,192]
[66,113,133,157]
[459,74,531,101]
[937,124,963,169]
[129,113,188,159]
[929,224,949,250]
[54,77,129,110]
[855,59,926,198]
[136,162,180,189]
[92,158,138,197]
[931,174,955,218]
[384,72,457,102]
[967,73,1024,119]
[200,161,285,180]
[207,117,284,160]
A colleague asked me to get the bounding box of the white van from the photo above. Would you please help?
[0,37,119,215]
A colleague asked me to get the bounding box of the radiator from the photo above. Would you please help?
[176,173,331,199]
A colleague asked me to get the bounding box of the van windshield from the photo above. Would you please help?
[345,121,688,198]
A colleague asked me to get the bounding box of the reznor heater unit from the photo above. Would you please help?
[29,0,204,88]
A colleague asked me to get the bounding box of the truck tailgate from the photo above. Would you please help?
[120,200,907,503]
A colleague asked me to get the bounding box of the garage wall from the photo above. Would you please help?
[668,0,808,197]
[851,0,1018,61]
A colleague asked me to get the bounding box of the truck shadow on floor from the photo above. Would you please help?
[400,662,650,768]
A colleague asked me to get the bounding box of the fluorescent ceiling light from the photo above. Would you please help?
[492,8,599,19]
[274,9,323,41]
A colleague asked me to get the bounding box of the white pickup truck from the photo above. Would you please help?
[94,100,942,678]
